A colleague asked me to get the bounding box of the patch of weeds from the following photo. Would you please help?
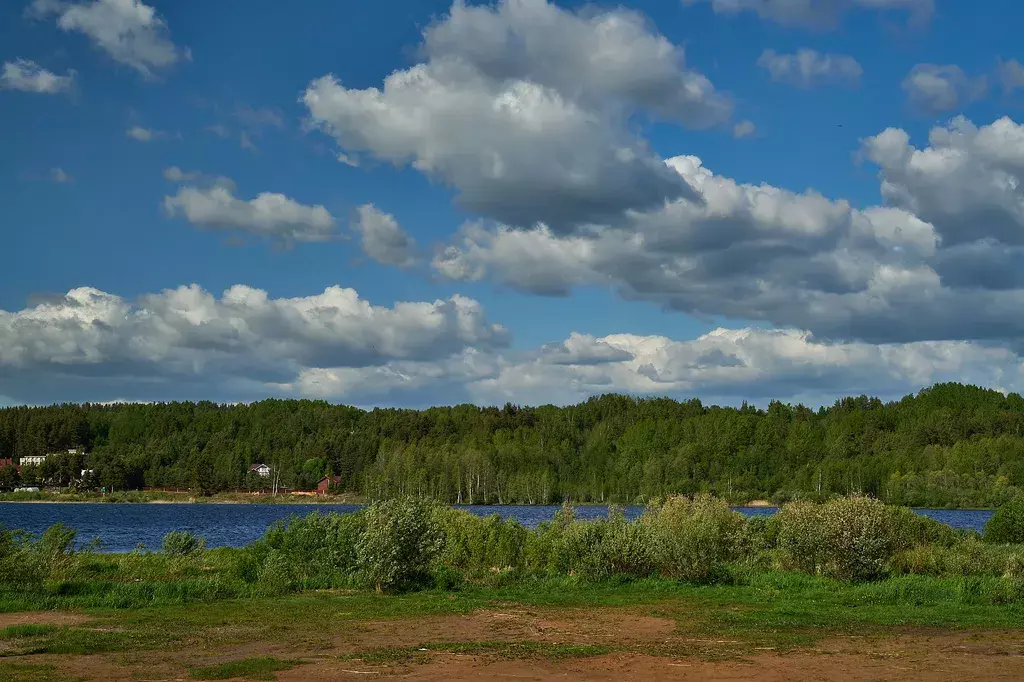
[343,640,610,666]
[17,627,130,656]
[188,656,299,680]
[431,640,610,659]
[340,646,430,665]
[0,624,57,639]
[0,661,83,682]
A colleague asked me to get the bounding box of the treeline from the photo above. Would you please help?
[2,383,1024,507]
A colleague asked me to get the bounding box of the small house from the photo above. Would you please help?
[0,458,13,469]
[19,454,48,467]
[249,463,271,478]
[317,475,342,495]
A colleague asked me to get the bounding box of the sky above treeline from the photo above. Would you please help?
[3,0,1024,409]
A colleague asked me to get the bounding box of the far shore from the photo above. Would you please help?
[0,492,997,511]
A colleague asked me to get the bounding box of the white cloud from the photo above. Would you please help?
[998,59,1024,94]
[163,178,337,244]
[304,0,730,231]
[434,117,1024,346]
[732,120,756,139]
[465,328,1023,407]
[126,125,165,142]
[758,49,862,88]
[1,58,74,93]
[28,0,187,78]
[861,116,1024,247]
[0,284,508,404]
[682,0,932,29]
[3,286,1023,407]
[352,204,418,268]
[49,167,73,183]
[161,167,236,191]
[902,64,987,113]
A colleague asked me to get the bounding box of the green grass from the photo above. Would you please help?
[344,640,610,665]
[188,656,299,680]
[0,624,56,639]
[0,662,82,682]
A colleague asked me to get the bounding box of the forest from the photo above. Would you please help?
[1,382,1023,507]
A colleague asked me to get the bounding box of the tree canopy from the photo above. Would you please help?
[1,383,1023,507]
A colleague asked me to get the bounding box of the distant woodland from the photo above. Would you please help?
[1,383,1023,507]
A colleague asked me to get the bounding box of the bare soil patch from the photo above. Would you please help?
[5,608,1024,681]
[0,611,91,628]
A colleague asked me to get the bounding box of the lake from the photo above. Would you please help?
[0,503,995,552]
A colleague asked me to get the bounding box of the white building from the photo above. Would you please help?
[20,448,87,468]
[249,463,271,478]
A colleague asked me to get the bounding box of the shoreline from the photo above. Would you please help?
[0,495,997,511]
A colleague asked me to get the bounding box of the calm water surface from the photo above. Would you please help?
[0,503,994,552]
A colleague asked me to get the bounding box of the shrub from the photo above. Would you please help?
[237,511,365,591]
[777,496,927,581]
[356,498,443,592]
[162,531,206,557]
[643,494,744,583]
[984,495,1024,544]
[432,509,527,573]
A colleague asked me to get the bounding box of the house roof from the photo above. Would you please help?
[249,463,270,471]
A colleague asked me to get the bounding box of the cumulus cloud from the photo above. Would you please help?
[861,116,1024,247]
[163,177,336,244]
[732,120,756,138]
[28,0,188,78]
[0,284,508,404]
[682,0,932,29]
[3,285,1023,407]
[304,0,730,231]
[757,49,862,88]
[902,64,987,113]
[435,116,1024,346]
[1,58,74,93]
[291,327,1024,408]
[465,328,1023,407]
[352,204,419,268]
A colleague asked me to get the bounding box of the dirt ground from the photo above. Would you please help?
[9,607,1024,681]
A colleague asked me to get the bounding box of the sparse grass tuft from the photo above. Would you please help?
[188,656,299,680]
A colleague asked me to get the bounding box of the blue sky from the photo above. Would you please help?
[3,0,1024,408]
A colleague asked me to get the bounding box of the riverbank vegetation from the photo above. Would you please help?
[3,382,1024,508]
[3,495,1024,614]
[3,496,1024,680]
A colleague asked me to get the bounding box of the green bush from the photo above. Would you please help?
[984,496,1024,544]
[642,494,744,583]
[236,510,365,590]
[162,531,206,556]
[776,496,929,581]
[356,498,443,592]
[432,509,527,573]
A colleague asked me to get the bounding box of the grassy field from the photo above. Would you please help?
[1,576,1023,680]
